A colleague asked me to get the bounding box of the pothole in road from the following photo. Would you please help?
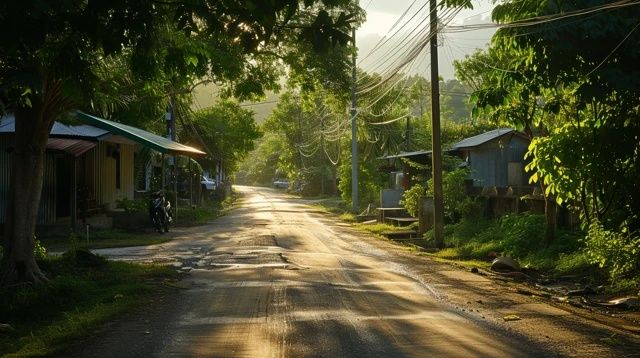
[210,252,283,265]
[238,234,278,247]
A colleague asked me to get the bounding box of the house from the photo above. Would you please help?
[449,128,531,188]
[0,111,205,227]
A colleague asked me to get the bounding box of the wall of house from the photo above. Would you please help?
[467,136,529,187]
[84,141,135,210]
[0,135,57,224]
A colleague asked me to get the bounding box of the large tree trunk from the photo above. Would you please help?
[0,78,64,285]
[0,106,54,285]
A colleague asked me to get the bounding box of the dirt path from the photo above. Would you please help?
[61,186,640,357]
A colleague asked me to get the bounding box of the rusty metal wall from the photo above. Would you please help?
[38,154,56,224]
[0,135,57,224]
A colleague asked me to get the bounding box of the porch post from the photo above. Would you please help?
[70,157,78,231]
[189,157,193,207]
[174,155,178,223]
[161,153,166,192]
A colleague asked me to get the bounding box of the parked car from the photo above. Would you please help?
[272,179,289,189]
[201,176,217,191]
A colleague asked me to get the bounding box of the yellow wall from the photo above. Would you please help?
[85,141,135,210]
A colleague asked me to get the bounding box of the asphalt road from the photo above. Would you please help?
[63,186,639,357]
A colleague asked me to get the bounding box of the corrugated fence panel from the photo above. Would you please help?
[0,136,13,223]
[0,137,55,224]
[101,143,116,208]
[121,144,135,201]
[37,154,56,224]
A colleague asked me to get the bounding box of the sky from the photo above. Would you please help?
[356,0,497,79]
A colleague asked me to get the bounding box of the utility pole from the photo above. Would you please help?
[166,95,177,222]
[320,111,325,196]
[429,0,445,248]
[351,27,359,213]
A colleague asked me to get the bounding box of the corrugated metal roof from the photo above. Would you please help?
[377,150,432,160]
[0,114,111,139]
[77,111,206,157]
[46,138,97,157]
[451,128,516,149]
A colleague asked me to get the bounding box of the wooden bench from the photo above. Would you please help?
[376,207,407,222]
[385,216,419,226]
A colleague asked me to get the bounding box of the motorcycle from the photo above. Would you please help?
[149,191,173,233]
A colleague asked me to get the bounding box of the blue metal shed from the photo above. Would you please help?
[450,128,531,187]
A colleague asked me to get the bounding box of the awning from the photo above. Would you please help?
[76,111,206,157]
[47,138,96,157]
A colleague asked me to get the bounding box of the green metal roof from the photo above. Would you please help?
[76,111,206,157]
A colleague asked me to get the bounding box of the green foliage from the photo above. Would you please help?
[33,237,47,262]
[400,183,427,217]
[497,214,546,258]
[435,214,592,275]
[338,156,384,210]
[585,222,640,280]
[116,197,147,213]
[457,0,640,254]
[237,132,287,185]
[185,100,262,177]
[0,256,175,356]
[525,117,640,232]
[402,162,483,221]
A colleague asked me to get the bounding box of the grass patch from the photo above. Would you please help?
[0,252,177,357]
[428,213,611,284]
[309,197,349,215]
[338,213,356,222]
[39,229,171,252]
[354,223,408,235]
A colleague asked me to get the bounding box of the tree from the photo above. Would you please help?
[455,0,640,248]
[0,0,360,285]
[183,100,262,177]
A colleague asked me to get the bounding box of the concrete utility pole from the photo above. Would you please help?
[429,0,445,248]
[351,27,359,213]
[166,95,178,221]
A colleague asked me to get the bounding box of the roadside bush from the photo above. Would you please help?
[338,158,384,210]
[116,197,147,213]
[402,167,482,222]
[400,183,427,217]
[585,221,640,280]
[498,213,546,257]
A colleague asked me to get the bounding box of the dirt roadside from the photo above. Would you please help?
[325,214,640,357]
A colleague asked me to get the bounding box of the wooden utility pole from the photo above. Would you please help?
[351,27,359,213]
[429,0,444,248]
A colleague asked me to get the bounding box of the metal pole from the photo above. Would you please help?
[429,0,444,248]
[350,27,359,213]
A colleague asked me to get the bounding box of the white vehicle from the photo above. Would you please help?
[272,179,289,189]
[201,175,217,191]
